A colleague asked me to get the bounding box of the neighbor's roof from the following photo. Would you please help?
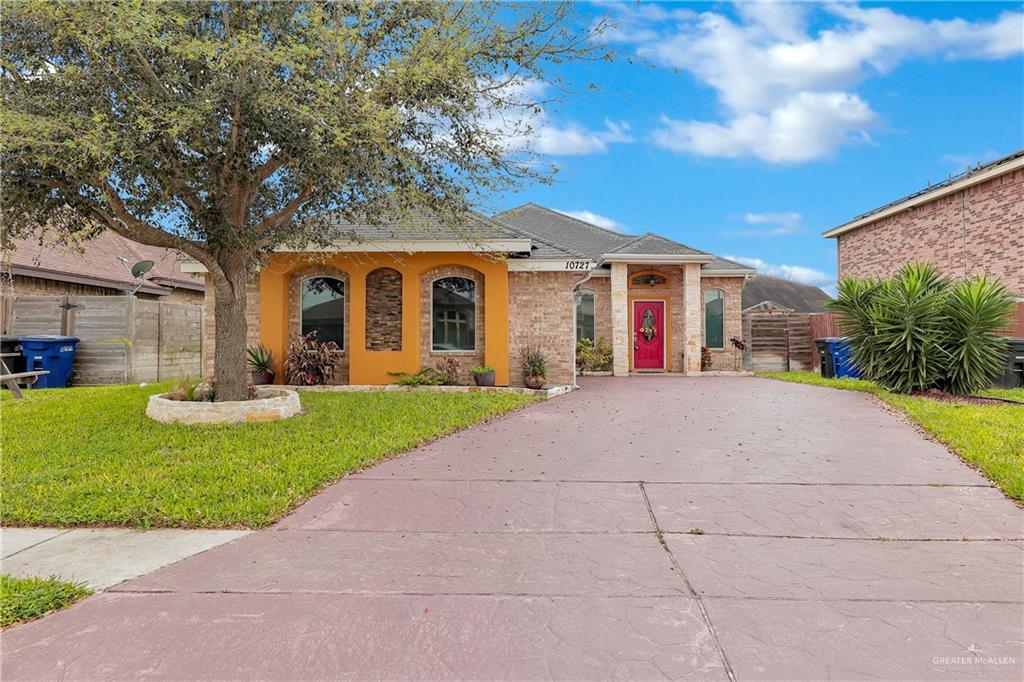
[3,228,204,295]
[824,148,1024,238]
[741,274,831,313]
[495,203,754,273]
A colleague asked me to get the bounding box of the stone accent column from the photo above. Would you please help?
[683,263,702,373]
[610,262,630,376]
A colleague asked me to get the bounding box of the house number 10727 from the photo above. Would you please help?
[565,261,590,270]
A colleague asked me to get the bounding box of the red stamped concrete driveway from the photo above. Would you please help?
[3,377,1023,681]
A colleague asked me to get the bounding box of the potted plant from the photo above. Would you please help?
[247,344,275,385]
[470,365,495,387]
[520,345,547,389]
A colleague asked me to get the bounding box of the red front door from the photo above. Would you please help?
[633,300,665,370]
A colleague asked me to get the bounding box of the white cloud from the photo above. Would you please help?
[724,255,833,287]
[534,120,633,156]
[728,211,804,237]
[605,2,1024,163]
[555,209,627,232]
[654,92,878,163]
[480,78,633,157]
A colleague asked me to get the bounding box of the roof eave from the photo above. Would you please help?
[600,254,713,264]
[701,268,756,277]
[276,238,533,253]
[823,154,1024,238]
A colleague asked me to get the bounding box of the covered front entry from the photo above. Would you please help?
[632,300,665,370]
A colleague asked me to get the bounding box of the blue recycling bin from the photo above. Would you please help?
[18,335,80,388]
[824,337,861,379]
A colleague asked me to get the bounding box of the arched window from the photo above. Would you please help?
[576,289,596,342]
[301,276,345,348]
[432,276,475,351]
[704,289,725,350]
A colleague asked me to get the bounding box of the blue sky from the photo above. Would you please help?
[490,1,1024,292]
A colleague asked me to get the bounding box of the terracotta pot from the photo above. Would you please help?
[523,374,545,390]
[473,370,496,387]
[251,370,275,386]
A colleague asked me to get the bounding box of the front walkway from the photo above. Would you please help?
[3,377,1022,680]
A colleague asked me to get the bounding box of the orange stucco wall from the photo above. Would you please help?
[258,252,509,386]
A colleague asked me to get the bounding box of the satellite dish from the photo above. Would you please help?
[131,260,155,278]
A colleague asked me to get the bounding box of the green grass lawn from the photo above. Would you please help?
[760,372,1024,500]
[2,383,540,528]
[1,575,92,628]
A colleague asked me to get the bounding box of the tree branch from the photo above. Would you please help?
[253,185,314,236]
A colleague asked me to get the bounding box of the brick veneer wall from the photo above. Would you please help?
[365,267,402,351]
[508,271,577,386]
[701,276,745,371]
[202,273,260,378]
[837,168,1023,297]
[419,265,485,384]
[287,265,349,384]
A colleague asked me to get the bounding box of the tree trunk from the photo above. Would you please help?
[210,254,250,401]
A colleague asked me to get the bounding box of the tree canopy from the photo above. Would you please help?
[1,1,606,398]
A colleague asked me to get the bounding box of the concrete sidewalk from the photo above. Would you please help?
[2,527,249,590]
[2,377,1022,680]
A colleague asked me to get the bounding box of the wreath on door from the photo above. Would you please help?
[639,307,656,341]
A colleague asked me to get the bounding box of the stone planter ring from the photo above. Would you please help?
[146,387,302,425]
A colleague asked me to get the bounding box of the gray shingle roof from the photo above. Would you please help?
[494,203,754,273]
[606,232,708,256]
[704,256,757,273]
[493,203,632,260]
[325,206,517,244]
[741,274,832,312]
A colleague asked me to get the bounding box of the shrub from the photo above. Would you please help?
[829,262,1013,395]
[576,337,613,371]
[391,368,445,386]
[434,357,463,385]
[284,331,339,386]
[470,365,495,376]
[520,345,547,378]
[246,344,274,373]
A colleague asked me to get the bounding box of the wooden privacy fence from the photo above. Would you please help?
[1,294,203,385]
[743,312,815,372]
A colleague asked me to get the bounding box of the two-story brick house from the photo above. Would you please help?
[824,150,1023,299]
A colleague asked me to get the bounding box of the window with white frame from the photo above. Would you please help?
[301,276,345,348]
[432,276,475,351]
[576,290,595,342]
[703,288,725,349]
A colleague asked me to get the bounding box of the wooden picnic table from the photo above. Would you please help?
[0,353,48,399]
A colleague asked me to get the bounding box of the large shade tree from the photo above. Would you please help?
[2,1,605,399]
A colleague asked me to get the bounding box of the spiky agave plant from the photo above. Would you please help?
[830,263,952,393]
[829,276,883,378]
[942,277,1014,395]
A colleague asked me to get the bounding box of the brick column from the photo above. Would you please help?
[611,262,629,376]
[683,262,702,373]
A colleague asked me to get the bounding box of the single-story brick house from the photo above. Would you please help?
[824,149,1023,300]
[188,203,753,386]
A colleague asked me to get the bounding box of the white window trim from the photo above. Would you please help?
[576,288,597,342]
[430,275,477,352]
[703,288,726,350]
[300,276,346,352]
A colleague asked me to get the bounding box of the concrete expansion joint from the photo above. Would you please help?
[638,480,738,682]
